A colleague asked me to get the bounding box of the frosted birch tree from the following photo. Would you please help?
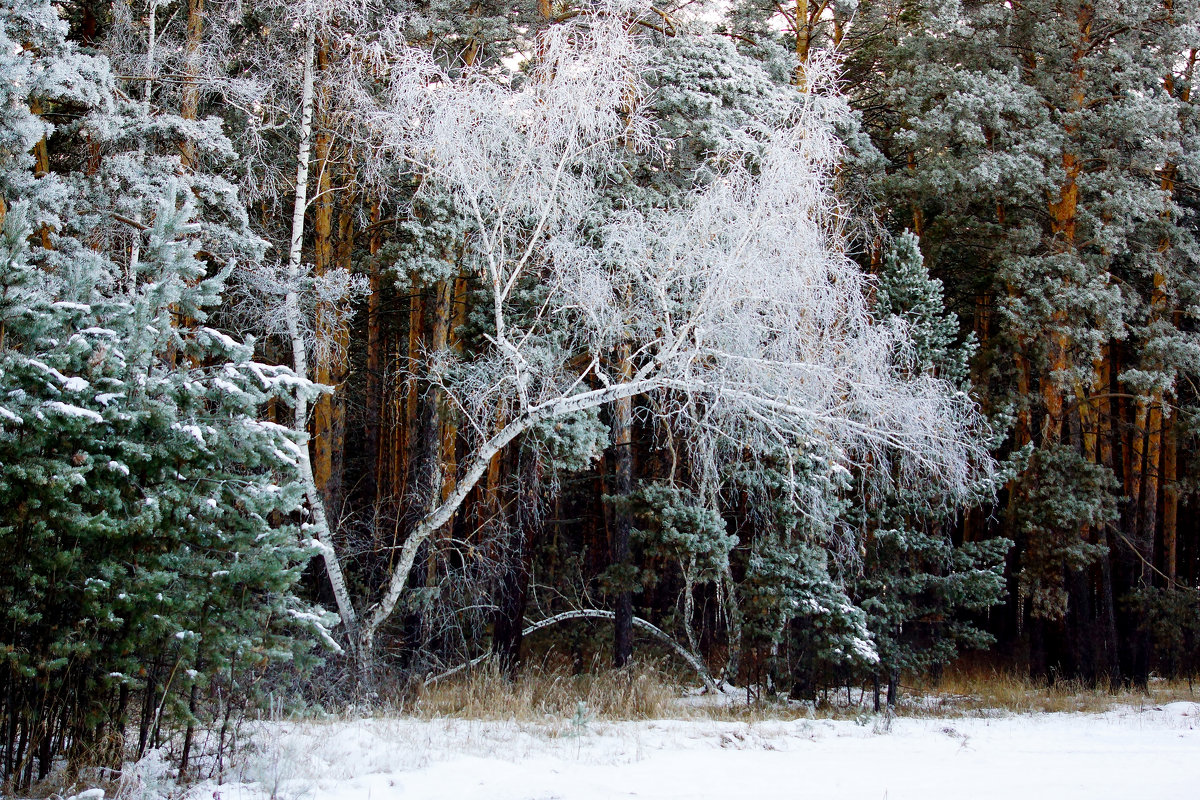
[345,2,994,660]
[153,0,384,645]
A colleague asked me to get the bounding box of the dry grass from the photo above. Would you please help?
[405,659,678,721]
[22,663,1193,797]
[903,664,1198,716]
[398,657,1197,723]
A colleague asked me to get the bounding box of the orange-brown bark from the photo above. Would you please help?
[310,41,338,501]
[179,0,203,169]
[430,280,454,504]
[365,200,384,506]
[29,98,52,248]
[403,280,425,501]
[791,0,831,89]
[1039,3,1091,448]
[1013,350,1032,448]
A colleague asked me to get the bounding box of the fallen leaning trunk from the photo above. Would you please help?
[423,608,718,693]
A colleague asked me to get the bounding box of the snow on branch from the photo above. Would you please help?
[354,10,994,653]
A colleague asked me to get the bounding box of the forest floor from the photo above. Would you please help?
[91,672,1197,800]
[180,700,1196,800]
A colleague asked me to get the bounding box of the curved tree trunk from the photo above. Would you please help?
[426,609,717,693]
[283,28,358,651]
[358,379,663,658]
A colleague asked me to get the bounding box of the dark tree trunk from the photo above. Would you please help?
[492,447,541,674]
[491,546,528,673]
[1028,616,1048,680]
[607,389,634,668]
[1098,531,1121,688]
[363,201,383,508]
[1065,564,1096,685]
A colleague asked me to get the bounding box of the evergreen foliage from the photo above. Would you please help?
[848,232,1010,699]
[627,483,736,584]
[876,231,973,387]
[0,0,327,786]
[4,4,1200,790]
[742,539,880,698]
[836,0,1200,682]
[0,192,327,786]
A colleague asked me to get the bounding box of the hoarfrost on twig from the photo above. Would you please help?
[354,6,995,649]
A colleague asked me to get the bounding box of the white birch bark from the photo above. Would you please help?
[283,27,359,645]
[349,9,992,665]
[720,563,744,684]
[358,377,662,655]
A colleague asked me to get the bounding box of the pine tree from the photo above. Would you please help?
[842,0,1200,682]
[0,1,331,784]
[875,231,972,387]
[849,231,1009,706]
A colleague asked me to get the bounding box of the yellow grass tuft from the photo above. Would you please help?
[906,662,1197,716]
[406,659,677,721]
[403,655,1197,723]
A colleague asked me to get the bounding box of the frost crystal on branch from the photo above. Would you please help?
[353,8,994,649]
[230,259,370,366]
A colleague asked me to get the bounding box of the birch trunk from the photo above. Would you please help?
[358,378,662,657]
[283,28,358,646]
[720,562,744,683]
[681,558,699,656]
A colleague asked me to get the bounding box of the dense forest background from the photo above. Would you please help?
[2,0,1199,789]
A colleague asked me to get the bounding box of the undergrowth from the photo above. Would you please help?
[392,659,1197,723]
[405,660,677,721]
[13,660,1196,799]
[905,663,1197,716]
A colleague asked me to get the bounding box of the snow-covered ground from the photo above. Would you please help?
[177,701,1199,800]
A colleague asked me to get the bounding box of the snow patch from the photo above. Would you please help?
[173,423,207,446]
[28,359,69,385]
[170,707,1200,800]
[44,401,103,423]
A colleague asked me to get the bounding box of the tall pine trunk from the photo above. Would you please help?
[364,199,383,508]
[178,0,203,168]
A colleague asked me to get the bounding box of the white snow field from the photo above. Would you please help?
[188,701,1199,800]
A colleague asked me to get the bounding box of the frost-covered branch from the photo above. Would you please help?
[349,7,993,658]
